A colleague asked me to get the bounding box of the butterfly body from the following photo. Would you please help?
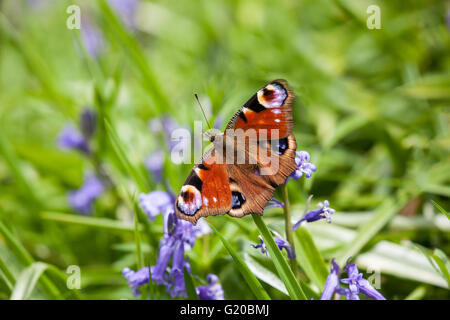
[175,80,297,224]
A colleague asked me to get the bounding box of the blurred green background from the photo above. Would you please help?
[0,0,449,299]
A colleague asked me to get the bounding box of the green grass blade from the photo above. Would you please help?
[209,223,271,300]
[10,262,49,300]
[430,250,450,288]
[431,200,450,220]
[184,267,199,300]
[244,253,288,296]
[0,255,15,291]
[336,198,404,266]
[105,119,150,192]
[0,221,62,299]
[0,132,40,207]
[0,221,34,266]
[293,227,329,289]
[416,245,450,288]
[41,211,137,233]
[405,285,427,300]
[98,0,169,112]
[252,214,306,300]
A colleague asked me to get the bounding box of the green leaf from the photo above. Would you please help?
[0,220,63,299]
[0,132,40,207]
[430,249,450,288]
[415,245,450,288]
[357,241,449,288]
[252,214,306,300]
[0,255,15,291]
[209,222,271,300]
[405,286,427,300]
[293,227,329,289]
[244,253,288,296]
[336,198,404,266]
[432,200,450,220]
[10,262,49,300]
[184,267,199,300]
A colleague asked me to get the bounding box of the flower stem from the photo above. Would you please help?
[281,184,299,278]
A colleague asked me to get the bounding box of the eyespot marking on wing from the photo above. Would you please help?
[177,185,202,216]
[257,83,287,108]
[272,137,289,155]
[231,191,246,209]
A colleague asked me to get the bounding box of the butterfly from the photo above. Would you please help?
[175,80,297,224]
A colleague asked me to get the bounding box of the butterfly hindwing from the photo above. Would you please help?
[257,133,298,187]
[226,164,275,218]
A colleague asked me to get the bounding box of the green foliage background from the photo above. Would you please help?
[0,0,449,300]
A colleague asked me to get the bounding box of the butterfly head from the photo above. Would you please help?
[203,128,223,143]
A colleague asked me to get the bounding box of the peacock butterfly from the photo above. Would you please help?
[175,80,297,224]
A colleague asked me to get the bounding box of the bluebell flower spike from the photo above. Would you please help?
[320,258,386,300]
[289,150,317,181]
[122,267,150,296]
[292,199,335,230]
[341,261,386,300]
[196,273,225,300]
[252,233,296,260]
[124,204,210,298]
[58,125,90,154]
[80,108,97,139]
[320,259,341,300]
[68,174,104,214]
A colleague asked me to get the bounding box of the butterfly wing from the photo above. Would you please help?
[175,149,232,224]
[175,79,298,224]
[226,79,294,139]
[225,164,275,218]
[227,79,298,187]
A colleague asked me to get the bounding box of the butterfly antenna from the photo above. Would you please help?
[194,93,212,130]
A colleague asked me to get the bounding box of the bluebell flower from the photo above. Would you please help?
[320,259,341,300]
[336,287,360,300]
[122,267,150,296]
[139,190,174,220]
[125,186,210,297]
[68,175,104,214]
[196,274,225,300]
[149,210,209,298]
[292,199,335,230]
[252,234,296,260]
[252,236,268,255]
[81,16,105,58]
[80,108,97,139]
[148,116,182,152]
[290,151,317,180]
[320,258,386,300]
[58,125,90,154]
[341,261,386,300]
[145,150,164,183]
[264,198,284,210]
[27,0,49,9]
[213,115,224,130]
[108,0,139,30]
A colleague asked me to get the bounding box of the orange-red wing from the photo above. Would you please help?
[226,79,294,139]
[175,151,232,224]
